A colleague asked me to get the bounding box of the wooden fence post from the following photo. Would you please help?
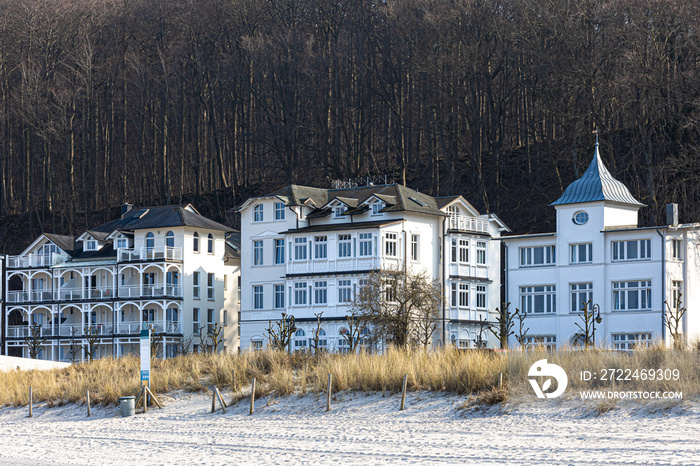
[231,370,235,390]
[399,374,408,411]
[143,386,148,414]
[326,374,332,412]
[28,387,33,418]
[499,373,503,388]
[249,378,256,415]
[86,390,91,417]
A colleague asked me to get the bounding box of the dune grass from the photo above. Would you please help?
[1,347,698,408]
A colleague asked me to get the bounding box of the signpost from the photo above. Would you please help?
[140,329,151,406]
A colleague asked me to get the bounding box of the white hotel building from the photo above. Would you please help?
[237,183,509,351]
[3,204,241,360]
[504,143,700,350]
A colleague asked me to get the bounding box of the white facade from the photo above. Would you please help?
[237,184,509,351]
[4,205,241,361]
[504,145,700,350]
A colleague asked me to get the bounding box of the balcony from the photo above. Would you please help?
[448,216,488,234]
[448,264,489,279]
[7,321,183,338]
[287,257,380,276]
[118,246,182,262]
[7,253,68,269]
[117,285,182,299]
[7,290,54,304]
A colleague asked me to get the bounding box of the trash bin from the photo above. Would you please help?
[118,396,135,417]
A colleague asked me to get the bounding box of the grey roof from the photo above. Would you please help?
[44,233,78,255]
[92,205,233,233]
[551,144,644,207]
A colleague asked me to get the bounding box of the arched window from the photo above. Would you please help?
[145,232,154,249]
[165,231,175,248]
[338,328,350,353]
[254,204,264,222]
[294,328,307,350]
[207,234,214,254]
[317,328,327,349]
[193,232,200,252]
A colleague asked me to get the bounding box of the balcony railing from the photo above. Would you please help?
[448,264,489,279]
[7,322,183,338]
[7,290,54,303]
[448,216,488,234]
[118,246,182,262]
[117,285,182,299]
[7,253,67,269]
[287,257,380,275]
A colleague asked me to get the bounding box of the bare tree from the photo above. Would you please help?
[664,293,687,350]
[574,300,602,349]
[83,326,101,361]
[341,312,370,353]
[68,327,81,363]
[515,310,530,350]
[25,324,47,359]
[265,313,296,351]
[310,312,325,354]
[149,325,164,359]
[490,303,519,350]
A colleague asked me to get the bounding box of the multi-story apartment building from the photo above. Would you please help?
[504,143,700,350]
[237,183,509,351]
[4,204,241,361]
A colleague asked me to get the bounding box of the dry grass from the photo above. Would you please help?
[1,347,697,408]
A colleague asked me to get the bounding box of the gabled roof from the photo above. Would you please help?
[551,144,644,207]
[91,204,232,233]
[43,233,77,255]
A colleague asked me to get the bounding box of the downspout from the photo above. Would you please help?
[1,255,4,356]
[656,228,665,344]
[503,242,508,308]
[441,217,446,347]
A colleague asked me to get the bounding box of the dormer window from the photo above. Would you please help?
[372,202,384,215]
[253,204,264,222]
[333,206,347,219]
[85,239,97,251]
[116,234,128,249]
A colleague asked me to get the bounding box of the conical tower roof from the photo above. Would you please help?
[551,143,644,207]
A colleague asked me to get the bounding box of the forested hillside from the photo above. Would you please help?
[0,0,699,253]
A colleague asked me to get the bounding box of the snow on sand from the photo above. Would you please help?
[0,356,70,372]
[1,390,699,465]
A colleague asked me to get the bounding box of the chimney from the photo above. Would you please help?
[121,203,133,218]
[666,203,678,226]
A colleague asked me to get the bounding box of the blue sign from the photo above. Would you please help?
[141,370,150,381]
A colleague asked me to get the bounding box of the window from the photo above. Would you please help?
[314,281,327,304]
[166,231,174,248]
[274,284,285,308]
[207,234,214,254]
[237,276,241,303]
[476,285,487,309]
[294,282,308,305]
[253,240,263,265]
[411,234,420,261]
[337,328,350,352]
[253,285,263,309]
[372,202,383,215]
[274,239,285,264]
[338,279,352,303]
[207,309,214,333]
[116,235,128,249]
[192,307,199,333]
[385,233,397,257]
[613,281,651,311]
[359,233,372,257]
[451,239,458,263]
[612,239,651,261]
[570,283,593,312]
[573,211,589,225]
[294,237,308,260]
[251,340,263,351]
[570,243,592,264]
[314,236,327,259]
[223,310,228,326]
[459,283,469,308]
[672,240,683,260]
[145,232,155,249]
[672,280,683,309]
[333,205,346,219]
[253,204,264,222]
[476,241,487,265]
[450,283,457,307]
[207,273,214,300]
[275,202,285,220]
[520,285,556,314]
[193,232,200,252]
[193,272,200,299]
[338,234,352,258]
[317,328,327,349]
[294,329,307,349]
[525,336,557,351]
[459,239,469,263]
[519,246,556,267]
[613,333,652,350]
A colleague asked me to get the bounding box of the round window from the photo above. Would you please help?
[573,211,589,225]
